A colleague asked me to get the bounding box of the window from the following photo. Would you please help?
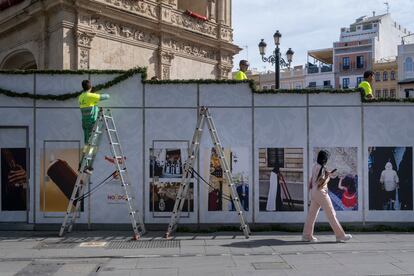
[271,85,276,89]
[262,86,268,89]
[375,90,381,98]
[383,89,389,98]
[342,78,350,89]
[357,77,363,85]
[308,82,316,88]
[405,57,414,72]
[342,57,350,70]
[390,89,396,98]
[323,80,331,87]
[383,71,388,81]
[178,0,208,16]
[375,72,381,81]
[363,24,373,30]
[390,71,396,80]
[356,56,364,69]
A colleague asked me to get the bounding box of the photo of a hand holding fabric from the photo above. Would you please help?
[1,148,28,211]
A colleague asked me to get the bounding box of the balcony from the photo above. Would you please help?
[306,65,333,74]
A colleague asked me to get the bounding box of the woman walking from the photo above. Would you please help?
[302,150,352,242]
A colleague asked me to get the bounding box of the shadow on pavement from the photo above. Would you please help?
[223,238,337,248]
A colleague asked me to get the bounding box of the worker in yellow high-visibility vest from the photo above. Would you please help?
[358,70,374,99]
[78,80,110,173]
[234,60,249,80]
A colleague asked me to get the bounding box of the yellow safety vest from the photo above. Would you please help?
[234,70,248,81]
[358,81,372,98]
[79,92,101,108]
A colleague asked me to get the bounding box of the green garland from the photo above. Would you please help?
[0,67,147,101]
[0,69,130,75]
[0,67,412,103]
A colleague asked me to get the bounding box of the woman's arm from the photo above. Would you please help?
[338,177,345,190]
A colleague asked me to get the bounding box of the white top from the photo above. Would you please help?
[380,162,399,191]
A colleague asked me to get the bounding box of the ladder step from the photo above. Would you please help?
[104,115,113,119]
[108,129,116,132]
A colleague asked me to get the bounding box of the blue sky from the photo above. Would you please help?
[232,0,414,72]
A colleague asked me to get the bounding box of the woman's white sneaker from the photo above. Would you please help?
[336,234,352,242]
[301,236,318,242]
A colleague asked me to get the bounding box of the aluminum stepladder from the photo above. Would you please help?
[164,106,251,239]
[59,108,146,239]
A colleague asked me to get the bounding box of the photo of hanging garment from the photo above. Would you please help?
[47,159,78,202]
[394,187,401,210]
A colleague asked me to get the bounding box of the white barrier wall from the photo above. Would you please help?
[0,71,413,227]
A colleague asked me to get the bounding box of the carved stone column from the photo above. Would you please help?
[225,0,231,26]
[217,51,233,79]
[207,0,216,22]
[217,64,232,80]
[218,0,225,24]
[159,50,175,80]
[75,31,95,69]
[159,0,177,9]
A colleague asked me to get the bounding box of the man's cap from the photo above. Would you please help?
[240,60,250,66]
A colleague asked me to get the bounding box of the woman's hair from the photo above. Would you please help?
[317,150,329,166]
[316,150,330,179]
[342,175,356,194]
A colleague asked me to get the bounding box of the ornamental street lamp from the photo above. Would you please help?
[258,30,294,89]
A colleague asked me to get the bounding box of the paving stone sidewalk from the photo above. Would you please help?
[1,231,414,275]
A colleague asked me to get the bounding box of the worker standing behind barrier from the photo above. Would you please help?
[358,70,374,99]
[234,60,249,80]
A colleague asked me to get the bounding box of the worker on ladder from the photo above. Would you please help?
[79,80,110,174]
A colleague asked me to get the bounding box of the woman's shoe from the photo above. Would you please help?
[336,234,352,242]
[301,236,318,242]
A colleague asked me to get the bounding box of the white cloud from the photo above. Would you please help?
[232,0,414,71]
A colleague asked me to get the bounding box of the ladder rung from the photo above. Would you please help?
[108,128,116,132]
[104,115,113,119]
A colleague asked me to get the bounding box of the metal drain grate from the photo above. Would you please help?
[106,240,180,249]
[34,242,78,249]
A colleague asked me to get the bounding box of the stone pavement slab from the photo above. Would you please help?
[1,231,414,275]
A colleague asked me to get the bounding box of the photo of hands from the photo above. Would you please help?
[313,147,358,211]
[1,148,28,211]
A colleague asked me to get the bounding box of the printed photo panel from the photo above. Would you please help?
[203,147,249,212]
[313,147,358,211]
[1,148,28,211]
[368,147,413,211]
[258,148,304,212]
[149,142,193,217]
[40,142,81,213]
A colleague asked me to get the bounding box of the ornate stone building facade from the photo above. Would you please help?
[0,0,239,79]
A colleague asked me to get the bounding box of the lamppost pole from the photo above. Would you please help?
[275,46,280,89]
[258,30,294,90]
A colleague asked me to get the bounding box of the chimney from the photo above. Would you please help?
[373,11,376,17]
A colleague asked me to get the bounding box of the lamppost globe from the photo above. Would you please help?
[258,39,267,56]
[273,30,281,46]
[286,48,294,63]
[259,30,292,90]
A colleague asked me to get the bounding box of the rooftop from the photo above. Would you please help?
[350,13,388,26]
[308,48,333,64]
